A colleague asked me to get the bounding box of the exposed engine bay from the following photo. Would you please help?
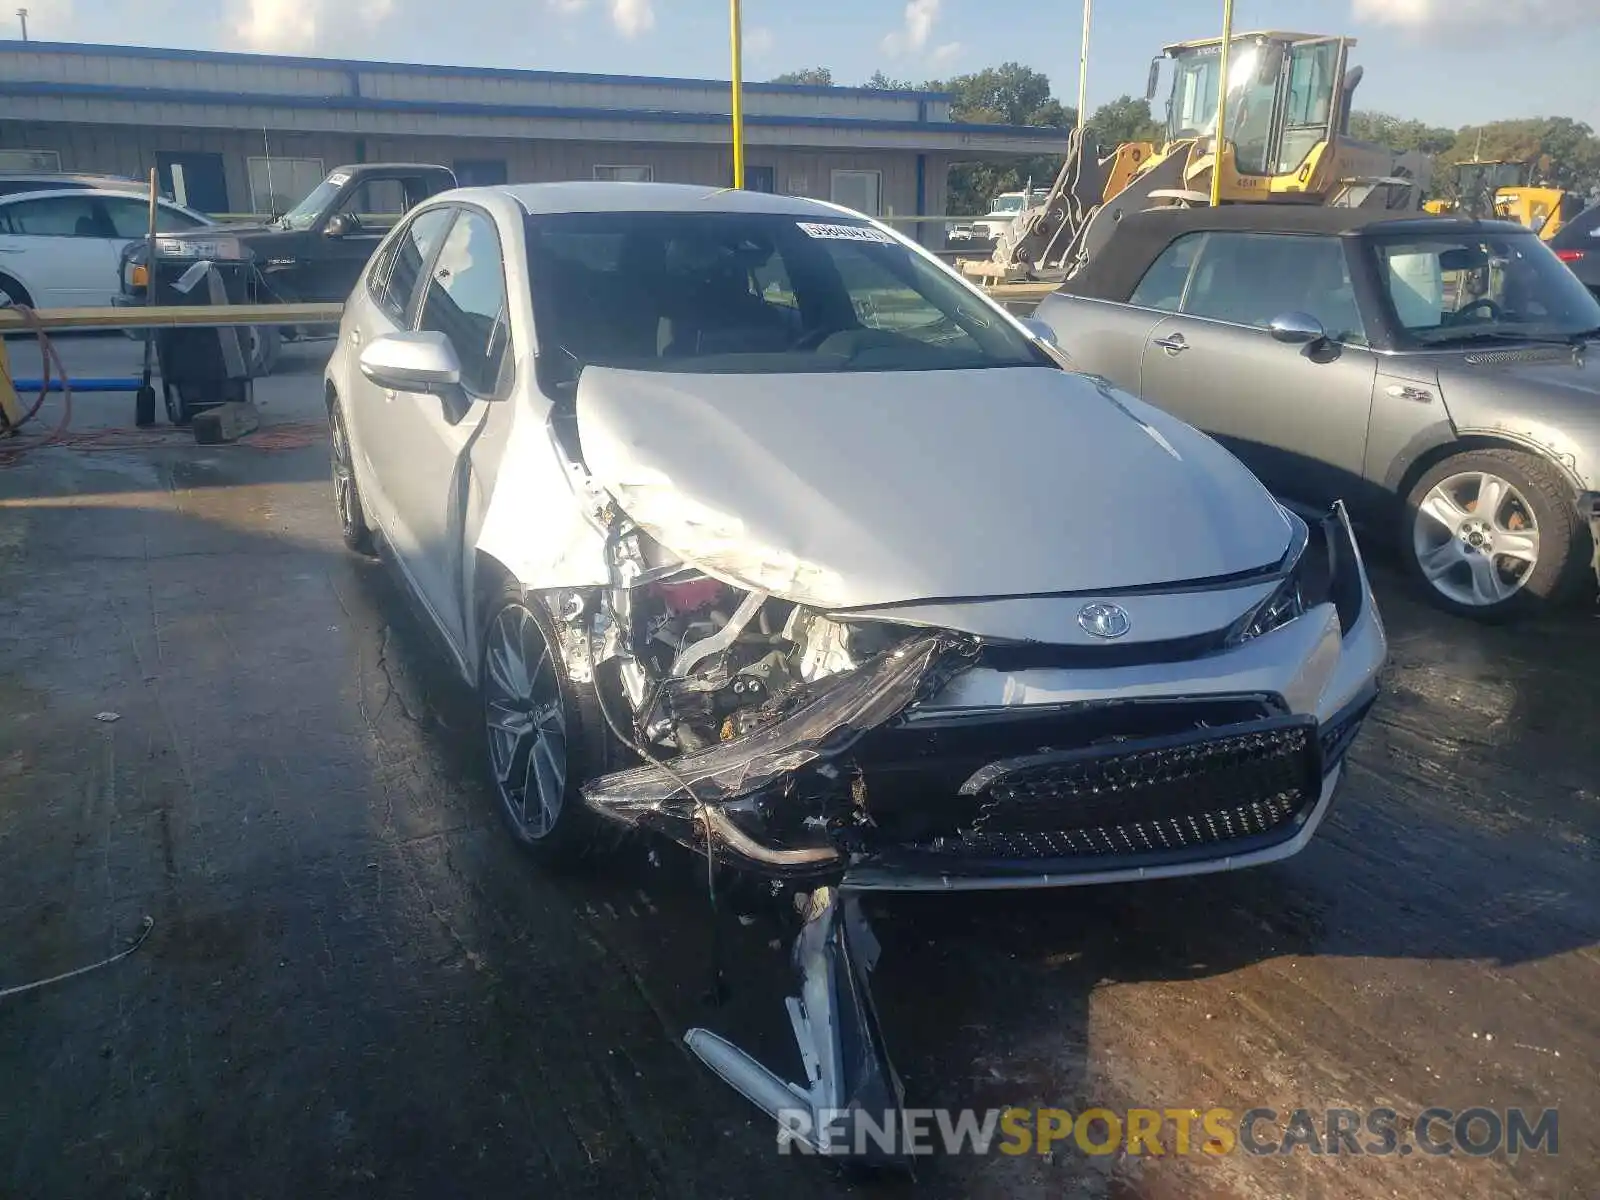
[529,504,1382,1164]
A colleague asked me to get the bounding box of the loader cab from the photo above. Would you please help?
[1159,31,1353,180]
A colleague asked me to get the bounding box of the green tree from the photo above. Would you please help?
[1442,118,1600,193]
[1085,95,1163,149]
[864,70,917,90]
[927,62,1071,217]
[1347,110,1456,156]
[769,67,833,86]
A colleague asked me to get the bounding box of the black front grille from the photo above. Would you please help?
[916,718,1319,864]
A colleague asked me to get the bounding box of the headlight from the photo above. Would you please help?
[1233,510,1312,643]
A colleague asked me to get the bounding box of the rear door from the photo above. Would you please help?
[0,194,119,306]
[1136,230,1378,509]
[362,205,512,649]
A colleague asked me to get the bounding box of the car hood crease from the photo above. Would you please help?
[575,365,1292,610]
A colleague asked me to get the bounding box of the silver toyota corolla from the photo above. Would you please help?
[325,182,1386,1159]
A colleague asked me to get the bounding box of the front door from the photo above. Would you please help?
[1135,230,1378,509]
[156,152,229,214]
[306,176,421,302]
[368,207,511,649]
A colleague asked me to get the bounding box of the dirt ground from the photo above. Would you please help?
[1,338,1596,1199]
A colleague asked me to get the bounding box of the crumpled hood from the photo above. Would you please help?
[576,365,1292,609]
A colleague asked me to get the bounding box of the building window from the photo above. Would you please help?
[247,156,326,216]
[454,159,508,187]
[593,164,654,183]
[0,149,62,171]
[830,169,881,216]
[744,165,776,193]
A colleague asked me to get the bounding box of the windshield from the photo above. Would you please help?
[990,195,1025,215]
[279,178,341,229]
[1166,39,1270,144]
[525,211,1048,384]
[1372,232,1600,346]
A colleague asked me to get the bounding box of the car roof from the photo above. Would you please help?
[0,188,188,206]
[1068,205,1535,303]
[490,181,853,219]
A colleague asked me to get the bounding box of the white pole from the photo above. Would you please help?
[1075,0,1093,136]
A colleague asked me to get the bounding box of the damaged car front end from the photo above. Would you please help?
[328,190,1386,1167]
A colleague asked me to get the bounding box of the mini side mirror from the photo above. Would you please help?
[1268,311,1327,346]
[359,330,463,392]
[1145,58,1162,103]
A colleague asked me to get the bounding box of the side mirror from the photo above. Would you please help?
[1145,58,1162,103]
[324,212,353,238]
[1019,316,1058,346]
[1268,311,1327,346]
[359,330,462,392]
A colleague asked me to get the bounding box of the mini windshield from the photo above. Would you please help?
[1371,231,1600,346]
[525,211,1048,384]
[279,179,341,229]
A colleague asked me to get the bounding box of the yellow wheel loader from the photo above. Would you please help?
[963,31,1431,284]
[1424,159,1584,240]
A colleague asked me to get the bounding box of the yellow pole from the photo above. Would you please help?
[1210,0,1235,207]
[729,0,745,189]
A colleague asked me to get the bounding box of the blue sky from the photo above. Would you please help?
[22,0,1599,128]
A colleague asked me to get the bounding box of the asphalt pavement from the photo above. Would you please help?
[1,336,1596,1199]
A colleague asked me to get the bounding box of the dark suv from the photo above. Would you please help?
[1550,201,1600,301]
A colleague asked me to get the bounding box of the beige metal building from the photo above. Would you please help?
[0,40,1063,241]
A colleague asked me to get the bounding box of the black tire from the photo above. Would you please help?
[0,275,34,308]
[327,398,375,555]
[479,582,613,865]
[1401,448,1587,620]
[248,325,282,376]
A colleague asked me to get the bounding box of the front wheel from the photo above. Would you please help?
[480,585,611,865]
[1402,448,1586,620]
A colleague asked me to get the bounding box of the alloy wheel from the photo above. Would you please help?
[329,406,357,536]
[1411,470,1541,608]
[483,604,569,839]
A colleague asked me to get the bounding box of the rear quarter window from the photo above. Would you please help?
[1129,232,1205,311]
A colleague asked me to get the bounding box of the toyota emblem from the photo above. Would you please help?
[1077,602,1131,640]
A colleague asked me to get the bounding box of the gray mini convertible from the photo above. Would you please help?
[1035,207,1600,620]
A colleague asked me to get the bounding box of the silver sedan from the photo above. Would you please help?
[324,182,1386,1160]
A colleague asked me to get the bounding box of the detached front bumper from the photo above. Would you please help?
[582,503,1385,890]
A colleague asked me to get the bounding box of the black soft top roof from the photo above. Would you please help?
[1067,205,1532,302]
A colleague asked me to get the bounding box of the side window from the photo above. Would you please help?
[1129,233,1206,311]
[0,195,107,237]
[1183,232,1366,343]
[417,210,511,395]
[373,207,455,324]
[101,197,208,237]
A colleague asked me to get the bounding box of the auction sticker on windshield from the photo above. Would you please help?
[797,222,895,243]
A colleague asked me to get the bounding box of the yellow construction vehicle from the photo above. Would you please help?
[966,30,1430,283]
[1423,159,1584,240]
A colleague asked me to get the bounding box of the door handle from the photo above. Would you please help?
[383,389,397,403]
[1154,333,1189,355]
[348,327,362,346]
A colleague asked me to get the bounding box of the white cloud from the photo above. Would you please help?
[881,0,938,56]
[1351,0,1586,28]
[744,25,775,58]
[232,0,319,52]
[929,40,960,67]
[610,0,654,37]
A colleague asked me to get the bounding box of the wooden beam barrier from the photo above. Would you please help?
[0,303,344,334]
